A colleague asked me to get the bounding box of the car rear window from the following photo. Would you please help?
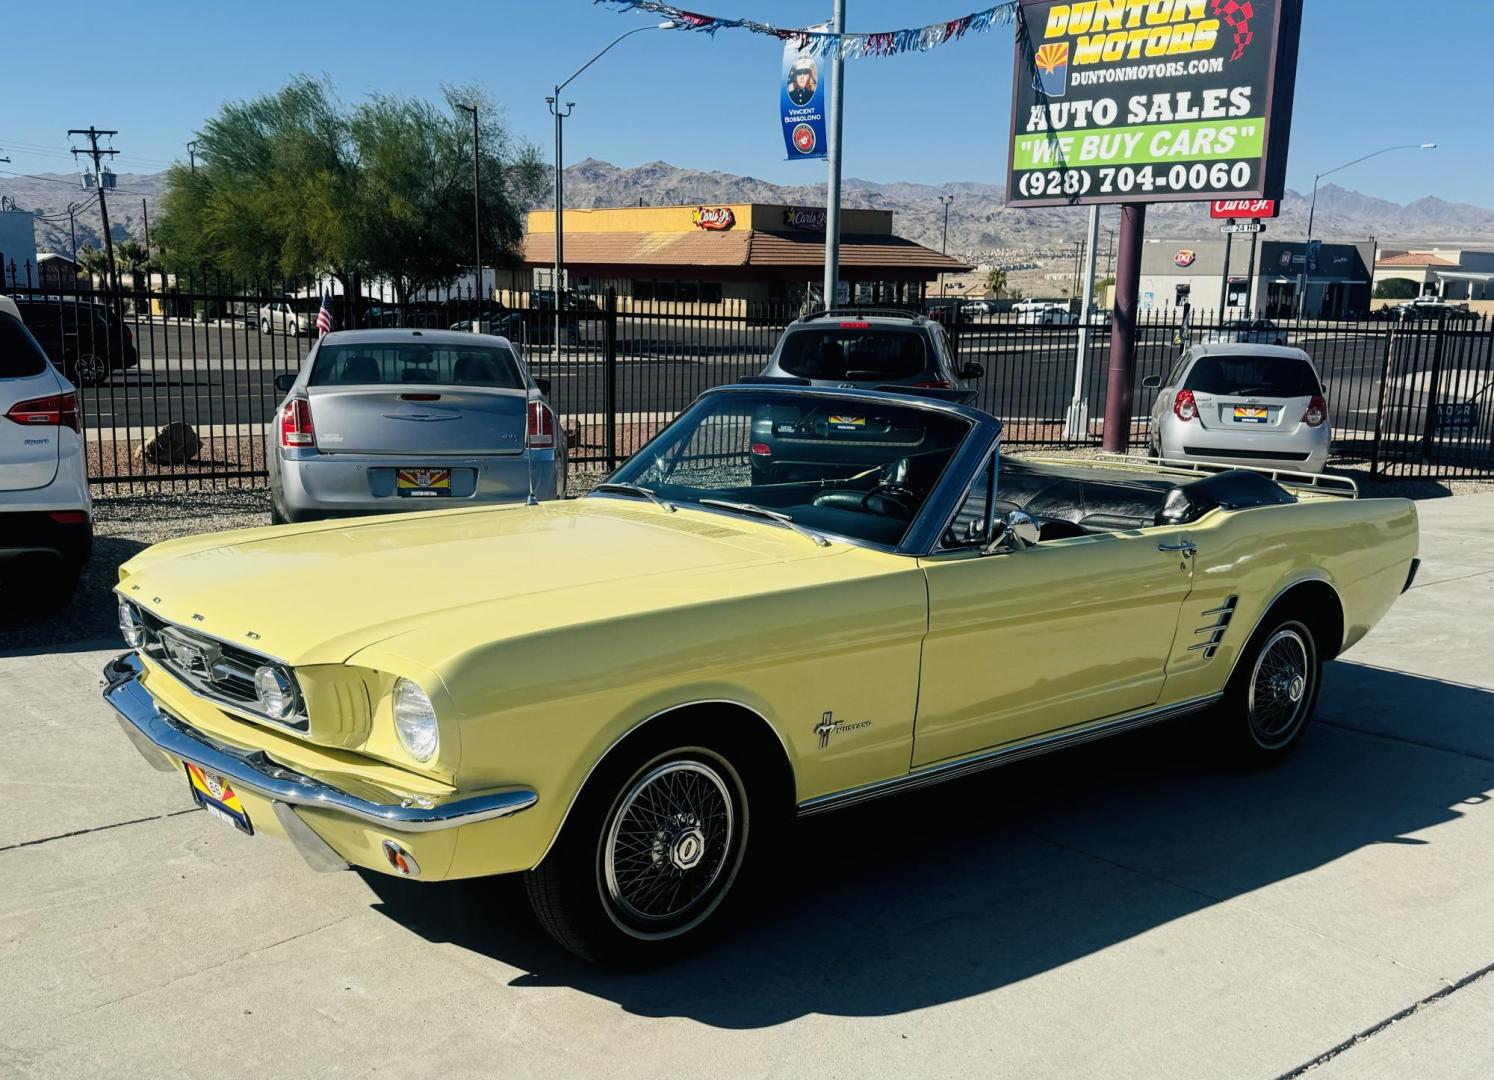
[309,342,524,388]
[0,312,49,378]
[1185,355,1320,398]
[776,327,928,381]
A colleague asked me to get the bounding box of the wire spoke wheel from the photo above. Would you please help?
[1247,626,1311,748]
[601,758,738,936]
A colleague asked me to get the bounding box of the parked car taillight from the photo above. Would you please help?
[911,378,953,389]
[5,392,80,432]
[1303,394,1328,428]
[527,400,556,449]
[280,398,315,448]
[1173,388,1198,422]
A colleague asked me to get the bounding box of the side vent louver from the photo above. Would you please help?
[1188,595,1239,660]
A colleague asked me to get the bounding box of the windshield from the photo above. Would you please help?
[602,391,972,548]
[1185,355,1320,398]
[309,341,523,388]
[776,327,928,382]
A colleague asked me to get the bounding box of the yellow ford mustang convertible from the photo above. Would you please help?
[105,384,1419,965]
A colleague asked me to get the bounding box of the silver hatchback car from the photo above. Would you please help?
[267,329,566,523]
[1143,343,1330,473]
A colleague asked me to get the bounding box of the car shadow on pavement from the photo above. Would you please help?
[0,535,148,655]
[363,663,1494,1028]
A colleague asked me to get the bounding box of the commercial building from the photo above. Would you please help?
[0,209,39,287]
[1373,248,1494,302]
[1137,237,1376,319]
[519,203,970,311]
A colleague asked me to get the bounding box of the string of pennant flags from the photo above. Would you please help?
[593,0,1020,59]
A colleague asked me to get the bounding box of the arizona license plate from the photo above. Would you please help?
[185,761,253,834]
[1233,405,1269,424]
[396,468,451,497]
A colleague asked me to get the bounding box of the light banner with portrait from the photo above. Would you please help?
[781,31,828,161]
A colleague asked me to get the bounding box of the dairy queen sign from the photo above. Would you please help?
[692,206,736,230]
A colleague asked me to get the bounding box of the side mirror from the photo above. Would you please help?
[534,377,552,395]
[959,362,985,380]
[1141,375,1163,389]
[983,510,1040,554]
[273,373,297,394]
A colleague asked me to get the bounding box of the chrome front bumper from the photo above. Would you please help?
[102,652,537,835]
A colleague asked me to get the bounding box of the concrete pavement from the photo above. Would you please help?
[2,495,1492,1078]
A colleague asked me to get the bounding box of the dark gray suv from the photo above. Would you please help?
[759,310,983,390]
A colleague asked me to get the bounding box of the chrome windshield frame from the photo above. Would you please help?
[587,384,1003,558]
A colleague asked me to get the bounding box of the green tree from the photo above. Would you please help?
[76,246,111,280]
[982,266,1009,297]
[1374,277,1420,299]
[154,77,545,298]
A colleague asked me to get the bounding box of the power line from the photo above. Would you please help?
[0,169,157,196]
[69,127,120,289]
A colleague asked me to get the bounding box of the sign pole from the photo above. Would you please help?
[1065,204,1101,439]
[1102,203,1146,454]
[1244,227,1260,315]
[822,0,845,309]
[1218,223,1234,317]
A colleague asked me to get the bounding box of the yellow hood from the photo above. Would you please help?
[117,499,851,666]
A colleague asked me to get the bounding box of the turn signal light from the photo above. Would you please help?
[5,392,80,432]
[1303,394,1328,428]
[279,398,315,448]
[1173,388,1199,422]
[526,400,556,449]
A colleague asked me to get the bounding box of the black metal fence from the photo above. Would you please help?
[4,266,1491,490]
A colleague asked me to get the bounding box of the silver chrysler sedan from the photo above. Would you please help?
[1143,343,1330,474]
[266,329,566,523]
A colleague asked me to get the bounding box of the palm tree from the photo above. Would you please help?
[982,267,1009,298]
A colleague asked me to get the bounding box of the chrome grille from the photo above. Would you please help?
[136,608,308,731]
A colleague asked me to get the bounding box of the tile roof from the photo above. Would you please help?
[521,230,971,273]
[1376,252,1458,268]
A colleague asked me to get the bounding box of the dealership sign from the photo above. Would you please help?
[1006,0,1303,208]
[692,207,736,231]
[1211,198,1279,219]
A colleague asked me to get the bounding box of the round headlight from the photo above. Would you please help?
[392,678,439,763]
[117,597,145,648]
[253,665,297,719]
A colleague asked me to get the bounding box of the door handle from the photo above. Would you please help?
[1158,541,1197,556]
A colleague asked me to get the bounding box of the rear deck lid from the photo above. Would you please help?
[305,339,530,455]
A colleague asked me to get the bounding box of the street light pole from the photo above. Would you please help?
[549,21,675,364]
[938,194,954,298]
[456,103,483,308]
[822,0,846,309]
[1300,141,1435,316]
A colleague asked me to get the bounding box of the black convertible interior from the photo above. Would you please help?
[943,459,1297,546]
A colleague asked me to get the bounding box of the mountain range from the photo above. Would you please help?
[6,160,1494,269]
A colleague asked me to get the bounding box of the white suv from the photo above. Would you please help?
[1,294,92,606]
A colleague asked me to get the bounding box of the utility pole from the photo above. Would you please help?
[69,127,119,292]
[1243,227,1260,316]
[938,194,954,298]
[142,198,152,258]
[456,103,483,306]
[822,0,846,309]
[68,204,78,262]
[546,95,573,365]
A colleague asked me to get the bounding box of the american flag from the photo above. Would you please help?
[315,291,333,336]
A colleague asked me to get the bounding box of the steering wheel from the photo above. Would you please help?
[857,460,917,516]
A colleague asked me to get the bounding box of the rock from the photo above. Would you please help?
[136,422,202,466]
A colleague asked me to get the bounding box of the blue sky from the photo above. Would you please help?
[0,1,1482,205]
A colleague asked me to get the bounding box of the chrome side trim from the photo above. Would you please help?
[1188,595,1238,659]
[103,653,536,833]
[796,693,1223,817]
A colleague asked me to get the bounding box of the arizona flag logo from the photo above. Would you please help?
[1033,42,1069,97]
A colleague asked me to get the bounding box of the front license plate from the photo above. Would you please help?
[186,761,253,834]
[396,468,452,497]
[1233,406,1269,424]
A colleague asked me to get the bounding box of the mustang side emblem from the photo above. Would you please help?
[815,711,871,749]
